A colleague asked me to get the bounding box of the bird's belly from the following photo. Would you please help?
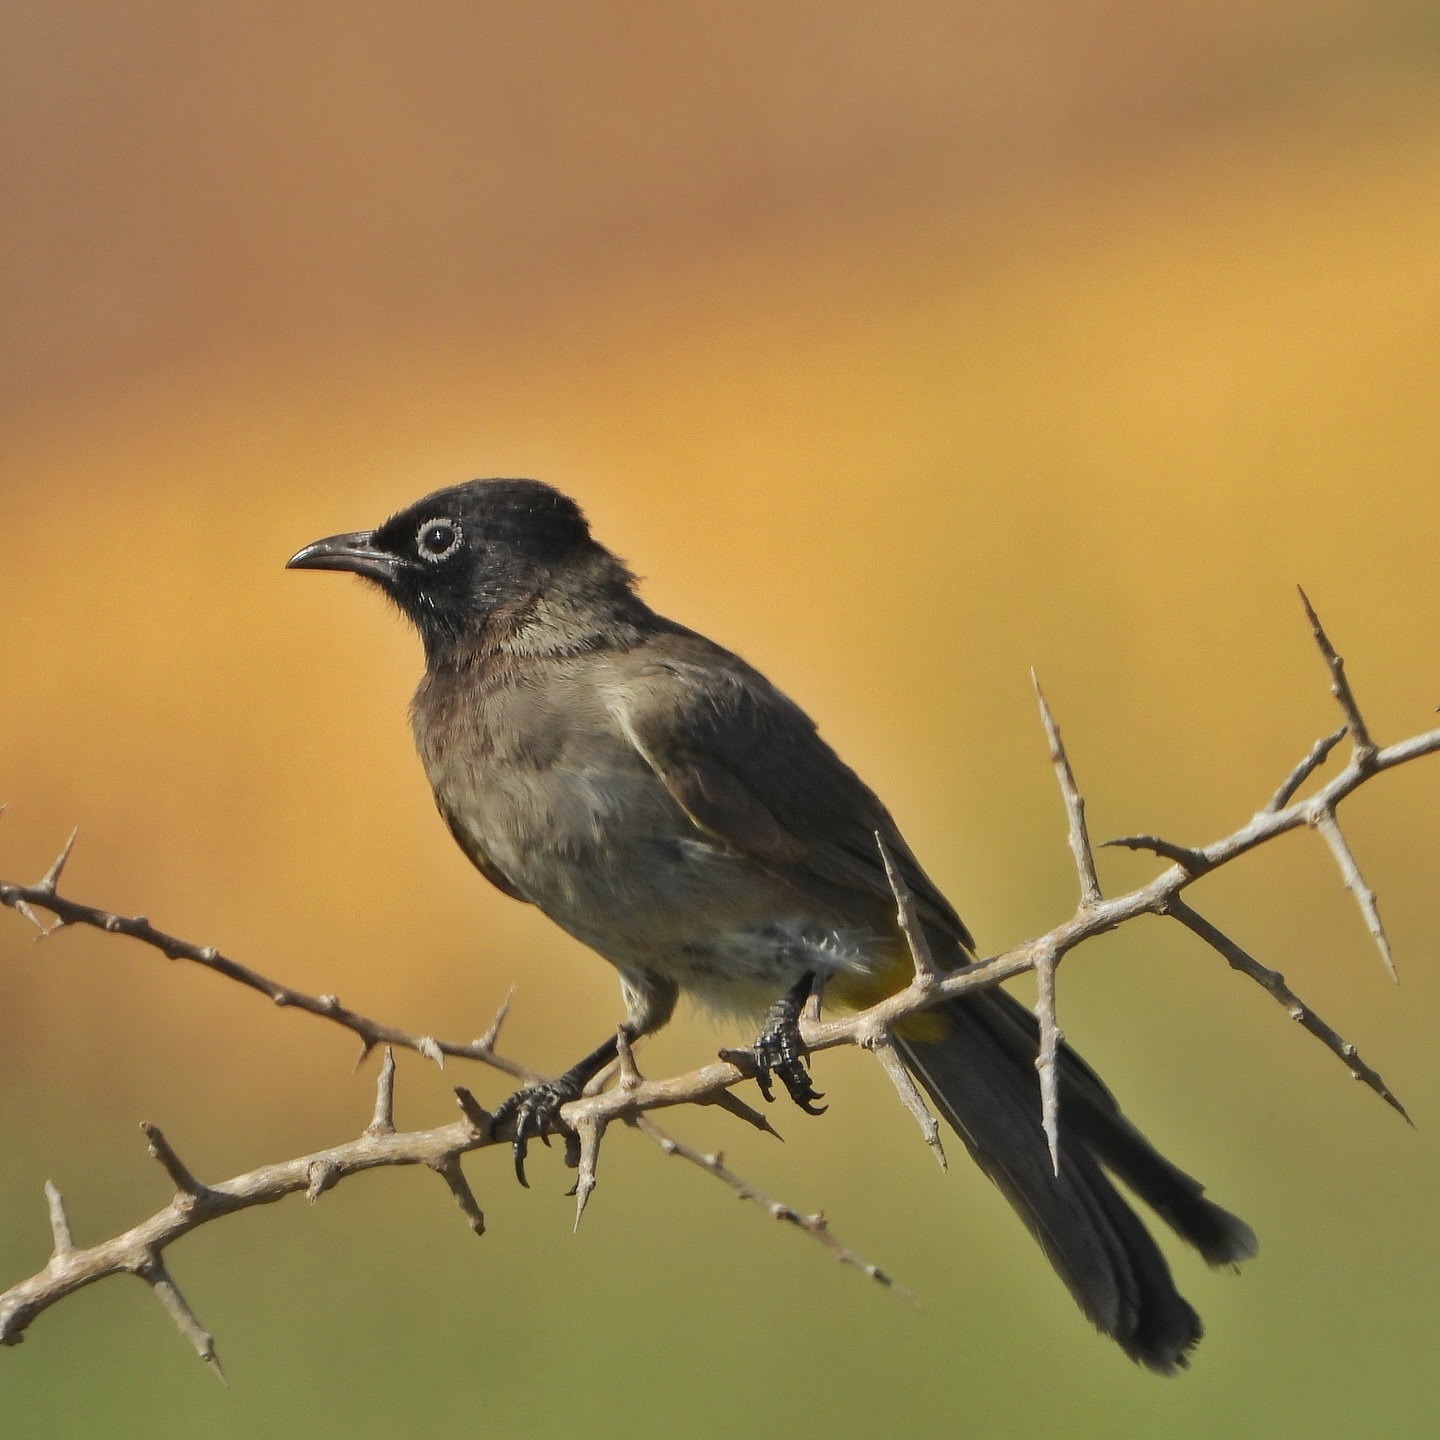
[433,757,892,1011]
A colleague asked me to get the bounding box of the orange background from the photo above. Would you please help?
[3,5,1439,1436]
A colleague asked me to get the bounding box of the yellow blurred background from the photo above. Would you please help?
[3,4,1439,1436]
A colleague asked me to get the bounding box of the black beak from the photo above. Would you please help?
[286,530,400,583]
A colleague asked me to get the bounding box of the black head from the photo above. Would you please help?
[288,479,628,661]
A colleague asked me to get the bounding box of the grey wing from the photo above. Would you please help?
[608,629,974,956]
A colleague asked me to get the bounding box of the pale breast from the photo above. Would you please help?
[410,653,890,1008]
[413,658,791,960]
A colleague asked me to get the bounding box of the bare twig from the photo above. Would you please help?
[1299,588,1377,764]
[634,1117,913,1303]
[1267,725,1348,812]
[1100,834,1209,873]
[1031,672,1103,908]
[2,1075,498,1354]
[0,863,537,1082]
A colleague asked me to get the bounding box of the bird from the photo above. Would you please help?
[287,477,1256,1373]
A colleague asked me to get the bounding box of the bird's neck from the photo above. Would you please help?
[437,550,654,670]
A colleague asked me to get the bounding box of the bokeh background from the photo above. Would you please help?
[3,4,1439,1436]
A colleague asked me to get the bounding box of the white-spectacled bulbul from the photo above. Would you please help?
[288,477,1255,1373]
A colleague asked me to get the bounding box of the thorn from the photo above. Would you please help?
[1297,588,1377,763]
[44,1181,74,1257]
[1031,671,1103,908]
[352,1037,376,1071]
[876,834,941,987]
[1034,951,1063,1177]
[477,986,515,1052]
[432,1156,486,1236]
[1099,834,1208,872]
[417,1036,444,1069]
[141,1259,226,1384]
[614,1029,642,1090]
[1265,725,1349,812]
[453,1086,490,1136]
[707,1087,783,1139]
[366,1048,397,1136]
[1313,808,1397,982]
[865,1034,947,1170]
[572,1119,603,1232]
[140,1123,205,1198]
[13,899,47,934]
[1167,897,1409,1121]
[716,1046,758,1077]
[37,828,78,894]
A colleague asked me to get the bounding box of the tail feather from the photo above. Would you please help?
[898,991,1254,1373]
[968,988,1257,1266]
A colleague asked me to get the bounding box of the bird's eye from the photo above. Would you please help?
[416,517,462,562]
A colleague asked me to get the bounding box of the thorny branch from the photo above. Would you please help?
[0,858,538,1082]
[1,594,1435,1372]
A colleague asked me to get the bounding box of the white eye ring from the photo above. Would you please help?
[416,517,462,562]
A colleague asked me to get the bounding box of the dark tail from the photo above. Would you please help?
[897,988,1256,1375]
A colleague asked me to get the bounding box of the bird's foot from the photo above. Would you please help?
[491,1034,620,1187]
[750,971,826,1115]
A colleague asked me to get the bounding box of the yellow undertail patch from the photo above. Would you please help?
[826,944,951,1043]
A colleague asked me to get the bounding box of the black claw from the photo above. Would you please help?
[490,1032,623,1190]
[751,972,828,1117]
[492,1080,573,1188]
[496,1093,533,1187]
